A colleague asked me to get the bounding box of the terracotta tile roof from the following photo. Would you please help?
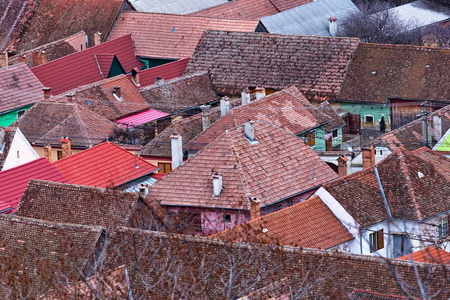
[0,157,69,214]
[0,63,43,114]
[316,100,346,131]
[109,12,261,59]
[53,142,158,188]
[185,86,332,152]
[0,127,17,170]
[397,247,450,265]
[16,180,140,228]
[15,101,124,148]
[116,108,169,127]
[0,0,123,52]
[30,34,144,96]
[128,58,190,88]
[148,120,338,209]
[214,196,353,249]
[138,72,219,114]
[337,43,450,104]
[351,289,410,300]
[371,105,450,151]
[185,31,360,97]
[190,0,312,20]
[53,74,150,121]
[323,147,450,228]
[0,214,103,299]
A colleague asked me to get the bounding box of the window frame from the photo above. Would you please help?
[364,115,374,124]
[369,229,384,252]
[304,130,316,147]
[438,217,449,238]
[224,214,231,223]
[157,162,172,174]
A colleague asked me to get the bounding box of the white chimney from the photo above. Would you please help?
[201,105,211,131]
[220,96,230,117]
[139,183,149,198]
[170,134,183,170]
[241,88,250,105]
[155,77,164,86]
[245,121,255,142]
[329,17,338,36]
[255,86,266,100]
[433,114,442,141]
[212,173,223,197]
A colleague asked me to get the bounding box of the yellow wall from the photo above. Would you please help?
[33,146,83,162]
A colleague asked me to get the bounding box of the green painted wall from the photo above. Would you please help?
[340,101,391,130]
[300,127,326,151]
[107,56,126,78]
[0,106,32,127]
[140,58,177,69]
[331,127,343,148]
[436,135,450,151]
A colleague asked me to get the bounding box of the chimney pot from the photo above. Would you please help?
[220,96,230,117]
[241,88,251,105]
[114,86,122,99]
[255,86,266,100]
[212,173,223,197]
[362,146,375,169]
[18,55,26,63]
[170,134,183,170]
[155,77,164,86]
[245,121,255,142]
[43,144,52,162]
[65,93,74,102]
[61,137,72,159]
[0,52,8,68]
[94,32,102,46]
[43,87,51,100]
[201,105,211,131]
[250,197,260,220]
[328,17,338,36]
[131,68,140,86]
[337,155,348,177]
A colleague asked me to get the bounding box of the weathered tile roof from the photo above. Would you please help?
[0,214,103,299]
[16,180,140,228]
[0,0,123,52]
[185,86,331,152]
[0,63,43,114]
[129,57,190,88]
[350,289,409,300]
[323,147,450,228]
[53,142,158,188]
[14,101,124,148]
[53,74,150,121]
[190,0,312,20]
[337,43,450,104]
[397,247,450,265]
[185,31,359,98]
[31,34,144,96]
[138,72,219,114]
[214,196,354,249]
[0,157,69,214]
[109,12,261,59]
[316,100,346,131]
[0,127,17,170]
[371,105,450,151]
[148,120,337,209]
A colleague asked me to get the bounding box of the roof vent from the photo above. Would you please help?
[113,86,122,101]
[212,173,223,197]
[261,228,269,234]
[417,171,424,178]
[371,71,377,75]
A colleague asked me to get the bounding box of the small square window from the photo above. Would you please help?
[332,129,338,139]
[304,130,315,146]
[224,214,231,223]
[365,115,374,124]
[369,229,384,252]
[438,217,449,238]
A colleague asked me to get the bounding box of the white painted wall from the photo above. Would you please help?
[2,128,39,171]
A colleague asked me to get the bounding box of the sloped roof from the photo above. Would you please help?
[0,157,69,214]
[15,101,123,148]
[31,34,144,96]
[109,12,261,59]
[0,214,103,299]
[138,72,219,113]
[127,0,228,14]
[53,142,158,188]
[350,289,409,300]
[398,246,450,265]
[185,31,359,98]
[129,58,190,88]
[337,43,450,104]
[116,108,169,127]
[53,74,150,121]
[0,63,43,114]
[316,100,346,131]
[0,0,123,52]
[148,120,338,209]
[185,86,331,152]
[214,196,353,249]
[16,180,140,228]
[371,105,450,151]
[260,0,359,36]
[190,0,312,20]
[386,1,450,28]
[323,147,450,228]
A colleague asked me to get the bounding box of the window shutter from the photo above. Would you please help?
[377,229,384,249]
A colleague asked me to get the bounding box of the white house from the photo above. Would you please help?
[0,127,39,171]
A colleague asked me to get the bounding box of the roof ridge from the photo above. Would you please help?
[57,74,128,96]
[138,71,208,91]
[121,10,260,23]
[73,104,92,147]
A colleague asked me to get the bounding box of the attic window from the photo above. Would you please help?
[171,27,176,33]
[86,100,93,106]
[425,64,430,68]
[371,71,377,75]
[261,228,269,234]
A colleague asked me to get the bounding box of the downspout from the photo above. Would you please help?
[374,166,392,257]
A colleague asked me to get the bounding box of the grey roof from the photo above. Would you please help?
[127,0,229,14]
[386,0,450,28]
[260,0,359,36]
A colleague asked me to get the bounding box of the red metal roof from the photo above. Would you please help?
[116,109,169,127]
[31,35,144,96]
[52,142,158,188]
[128,58,190,88]
[0,158,69,214]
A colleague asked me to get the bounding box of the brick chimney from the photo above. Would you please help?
[250,197,260,220]
[220,96,230,117]
[241,88,250,106]
[0,52,8,68]
[362,146,375,169]
[113,86,122,99]
[255,86,266,100]
[155,77,164,86]
[94,32,102,46]
[245,121,255,142]
[43,145,52,162]
[18,55,26,63]
[201,105,211,131]
[43,87,51,100]
[433,114,442,141]
[38,50,46,65]
[328,17,338,36]
[212,173,223,197]
[32,51,39,67]
[170,133,183,170]
[337,155,348,177]
[131,68,140,86]
[64,93,74,102]
[61,137,72,159]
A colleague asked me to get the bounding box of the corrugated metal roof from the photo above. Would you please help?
[260,0,359,36]
[386,1,450,28]
[128,0,229,14]
[116,109,169,127]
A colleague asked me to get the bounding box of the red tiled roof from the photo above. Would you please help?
[116,109,169,127]
[397,247,450,265]
[53,142,158,188]
[191,0,312,20]
[0,157,69,214]
[214,196,354,249]
[109,12,260,59]
[96,54,116,77]
[30,34,144,96]
[0,63,43,114]
[351,289,410,300]
[129,58,190,88]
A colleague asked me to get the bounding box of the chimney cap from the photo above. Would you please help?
[43,87,51,91]
[338,155,348,162]
[329,16,338,21]
[61,137,70,143]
